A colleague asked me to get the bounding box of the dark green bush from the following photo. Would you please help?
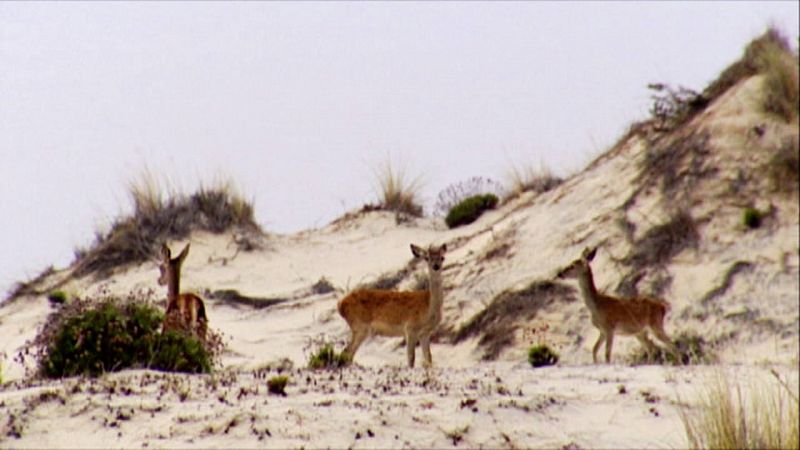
[267,375,289,395]
[445,194,499,229]
[527,344,559,368]
[23,293,219,378]
[307,344,349,370]
[47,290,68,305]
[743,208,763,229]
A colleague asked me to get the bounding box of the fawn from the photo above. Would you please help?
[556,247,680,364]
[337,243,447,368]
[158,243,208,341]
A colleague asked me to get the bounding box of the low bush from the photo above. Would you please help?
[527,344,559,368]
[307,344,349,370]
[434,176,505,216]
[20,291,221,378]
[445,194,499,229]
[47,290,68,305]
[743,207,763,229]
[267,375,289,396]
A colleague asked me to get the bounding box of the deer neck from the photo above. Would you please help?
[426,267,444,322]
[166,267,181,304]
[576,266,601,316]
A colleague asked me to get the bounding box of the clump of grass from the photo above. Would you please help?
[372,160,423,218]
[681,370,799,449]
[72,173,260,279]
[504,163,563,201]
[307,343,349,370]
[703,28,795,110]
[18,290,223,378]
[267,375,289,396]
[743,207,764,229]
[646,83,707,131]
[445,194,499,229]
[527,344,559,368]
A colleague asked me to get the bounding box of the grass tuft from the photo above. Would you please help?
[527,344,559,368]
[681,369,799,449]
[373,160,424,218]
[72,173,260,279]
[307,343,349,370]
[267,375,289,396]
[504,163,563,201]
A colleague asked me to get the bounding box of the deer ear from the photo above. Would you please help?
[160,244,171,260]
[439,244,447,253]
[177,243,191,263]
[410,244,425,258]
[585,247,598,262]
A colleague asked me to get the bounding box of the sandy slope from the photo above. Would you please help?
[1,73,798,448]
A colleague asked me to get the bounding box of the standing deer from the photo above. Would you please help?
[158,243,208,341]
[337,243,447,368]
[556,247,680,364]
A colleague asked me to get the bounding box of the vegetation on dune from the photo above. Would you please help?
[445,194,499,229]
[527,344,559,368]
[307,343,349,370]
[17,290,223,378]
[72,173,261,279]
[504,163,563,201]
[267,375,290,396]
[628,331,717,366]
[372,160,424,218]
[680,370,799,449]
[434,176,505,216]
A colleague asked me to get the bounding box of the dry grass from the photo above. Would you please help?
[681,369,799,449]
[372,160,424,218]
[72,171,260,279]
[503,162,563,202]
[767,135,800,194]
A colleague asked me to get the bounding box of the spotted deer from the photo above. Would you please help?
[556,247,680,364]
[337,243,447,368]
[158,243,208,341]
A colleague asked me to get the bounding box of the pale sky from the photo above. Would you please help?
[1,2,798,296]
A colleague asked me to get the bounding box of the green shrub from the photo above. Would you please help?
[267,375,289,396]
[743,208,763,229]
[307,344,349,370]
[527,344,559,368]
[47,290,68,305]
[22,293,220,378]
[445,194,499,229]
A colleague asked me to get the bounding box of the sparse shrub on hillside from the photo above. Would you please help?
[743,207,764,229]
[373,160,424,218]
[758,39,799,122]
[629,332,716,366]
[527,344,559,368]
[434,176,505,216]
[18,290,222,378]
[504,163,563,201]
[646,83,707,131]
[445,194,499,229]
[680,370,799,449]
[72,174,260,279]
[267,375,289,396]
[767,135,800,194]
[307,343,349,370]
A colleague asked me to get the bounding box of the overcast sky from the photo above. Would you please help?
[1,2,797,296]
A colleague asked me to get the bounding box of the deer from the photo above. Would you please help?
[158,243,208,341]
[337,243,447,368]
[556,246,680,364]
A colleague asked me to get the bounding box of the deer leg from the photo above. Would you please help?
[406,332,417,368]
[652,325,681,364]
[420,335,433,368]
[636,331,659,360]
[592,333,605,364]
[344,328,368,364]
[604,332,615,363]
